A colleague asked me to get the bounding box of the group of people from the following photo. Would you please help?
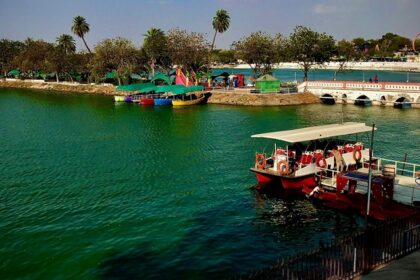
[368,74,379,83]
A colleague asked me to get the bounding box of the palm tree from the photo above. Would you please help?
[143,28,166,77]
[71,16,91,53]
[56,34,76,54]
[211,9,230,52]
[144,28,165,40]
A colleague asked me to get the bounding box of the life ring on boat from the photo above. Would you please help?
[316,157,327,168]
[353,150,362,161]
[415,177,420,186]
[255,153,266,169]
[277,160,289,175]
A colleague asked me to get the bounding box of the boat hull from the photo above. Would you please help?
[140,97,154,105]
[154,98,172,106]
[114,95,125,102]
[172,95,206,106]
[250,168,317,192]
[303,186,416,220]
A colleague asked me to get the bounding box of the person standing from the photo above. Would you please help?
[331,146,344,171]
[374,74,379,83]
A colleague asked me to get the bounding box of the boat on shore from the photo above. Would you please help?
[250,122,373,193]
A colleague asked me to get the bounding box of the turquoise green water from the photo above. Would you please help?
[0,88,419,279]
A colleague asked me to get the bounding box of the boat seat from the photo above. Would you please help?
[344,144,354,153]
[297,152,314,167]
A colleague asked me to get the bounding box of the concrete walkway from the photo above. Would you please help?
[361,250,420,279]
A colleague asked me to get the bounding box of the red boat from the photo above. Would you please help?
[140,96,154,105]
[304,160,420,220]
[250,122,373,193]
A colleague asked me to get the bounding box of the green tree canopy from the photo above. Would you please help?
[14,39,55,73]
[211,49,236,64]
[167,28,210,72]
[56,34,76,54]
[143,28,171,76]
[90,37,140,85]
[0,39,24,76]
[287,26,336,81]
[233,31,277,77]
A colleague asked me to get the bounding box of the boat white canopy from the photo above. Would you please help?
[251,122,375,143]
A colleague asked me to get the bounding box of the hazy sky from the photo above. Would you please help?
[1,0,419,51]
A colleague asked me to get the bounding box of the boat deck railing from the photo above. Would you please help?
[363,158,420,179]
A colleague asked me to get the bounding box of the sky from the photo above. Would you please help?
[0,0,419,51]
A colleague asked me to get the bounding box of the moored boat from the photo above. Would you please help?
[139,95,154,105]
[154,98,173,106]
[172,93,207,106]
[303,158,420,220]
[250,122,373,193]
[114,95,125,102]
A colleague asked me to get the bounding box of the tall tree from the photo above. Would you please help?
[71,16,92,53]
[90,37,139,85]
[334,39,358,80]
[0,39,24,77]
[56,34,76,54]
[14,39,54,74]
[211,9,230,53]
[287,26,336,81]
[167,28,210,73]
[143,28,171,76]
[233,31,277,77]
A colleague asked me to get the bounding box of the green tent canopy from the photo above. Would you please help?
[139,85,204,95]
[116,82,154,92]
[171,85,204,95]
[150,72,172,85]
[105,71,117,79]
[255,74,281,93]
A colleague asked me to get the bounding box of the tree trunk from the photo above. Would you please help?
[67,72,74,83]
[210,30,217,54]
[81,35,92,53]
[207,30,218,75]
[303,66,309,81]
[117,73,122,86]
[56,73,59,83]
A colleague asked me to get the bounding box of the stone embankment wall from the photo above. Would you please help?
[208,90,319,106]
[0,79,321,106]
[0,79,119,95]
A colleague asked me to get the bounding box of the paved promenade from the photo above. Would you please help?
[361,250,420,280]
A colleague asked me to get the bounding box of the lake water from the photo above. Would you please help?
[0,87,419,279]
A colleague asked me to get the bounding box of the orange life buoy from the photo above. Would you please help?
[316,157,327,168]
[277,160,289,175]
[256,153,266,169]
[353,150,362,161]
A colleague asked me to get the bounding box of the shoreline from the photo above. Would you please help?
[0,80,320,106]
[0,79,119,96]
[208,90,319,106]
[227,61,420,72]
